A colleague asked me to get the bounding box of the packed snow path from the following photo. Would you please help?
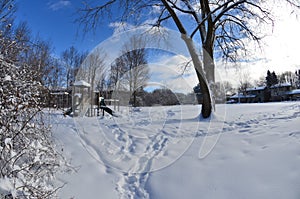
[51,102,300,199]
[72,105,203,199]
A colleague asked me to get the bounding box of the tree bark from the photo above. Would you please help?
[196,70,212,118]
[161,0,213,118]
[203,44,215,84]
[181,34,213,118]
[133,90,137,107]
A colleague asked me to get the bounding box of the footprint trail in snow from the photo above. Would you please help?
[74,105,202,199]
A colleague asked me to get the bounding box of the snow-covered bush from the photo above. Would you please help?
[0,57,64,198]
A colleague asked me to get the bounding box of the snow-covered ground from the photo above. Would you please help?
[50,102,300,199]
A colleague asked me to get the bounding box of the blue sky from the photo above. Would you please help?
[15,0,113,55]
[14,1,199,93]
[14,1,300,87]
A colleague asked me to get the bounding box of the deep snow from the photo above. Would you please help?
[49,102,300,199]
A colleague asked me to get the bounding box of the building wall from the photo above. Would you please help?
[46,89,72,108]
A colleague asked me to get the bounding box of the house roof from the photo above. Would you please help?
[73,80,91,88]
[246,86,266,91]
[270,83,291,88]
[50,92,69,95]
[287,89,300,95]
[230,93,256,99]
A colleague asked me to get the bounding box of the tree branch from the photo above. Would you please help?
[213,0,247,24]
[161,0,187,34]
[286,0,300,8]
[190,0,235,38]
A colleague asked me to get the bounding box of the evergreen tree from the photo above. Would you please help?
[266,70,278,88]
[271,71,279,86]
[266,70,272,87]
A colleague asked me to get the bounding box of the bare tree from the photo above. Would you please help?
[95,71,108,92]
[77,0,300,117]
[1,10,29,63]
[0,0,15,26]
[1,17,59,87]
[44,57,66,89]
[109,57,127,89]
[212,81,235,103]
[0,0,15,40]
[61,46,87,89]
[254,75,266,87]
[23,36,55,84]
[114,36,150,107]
[238,69,253,93]
[76,48,107,114]
[278,71,296,86]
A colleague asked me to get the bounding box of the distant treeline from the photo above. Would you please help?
[127,88,197,107]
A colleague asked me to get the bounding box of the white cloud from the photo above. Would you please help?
[109,22,135,36]
[148,55,198,94]
[48,1,71,11]
[151,5,162,14]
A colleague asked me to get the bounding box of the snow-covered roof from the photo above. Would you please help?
[74,93,82,97]
[225,91,234,96]
[73,80,91,88]
[246,86,266,91]
[50,92,69,95]
[287,89,300,95]
[270,83,291,88]
[230,93,256,99]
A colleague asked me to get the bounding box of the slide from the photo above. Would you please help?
[100,106,115,116]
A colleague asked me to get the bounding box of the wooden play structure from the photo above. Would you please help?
[68,80,119,117]
[72,80,91,117]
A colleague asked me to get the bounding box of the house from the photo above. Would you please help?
[229,93,256,103]
[287,89,300,101]
[228,86,267,103]
[47,88,72,109]
[270,83,292,101]
[228,83,294,104]
[227,82,295,104]
[245,86,268,102]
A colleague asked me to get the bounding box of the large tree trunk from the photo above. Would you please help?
[133,90,137,107]
[161,0,213,118]
[196,70,212,118]
[181,34,213,118]
[203,44,215,84]
[203,44,216,111]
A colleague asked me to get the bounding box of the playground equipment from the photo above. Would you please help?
[72,80,91,117]
[49,90,70,110]
[63,80,119,117]
[98,97,120,116]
